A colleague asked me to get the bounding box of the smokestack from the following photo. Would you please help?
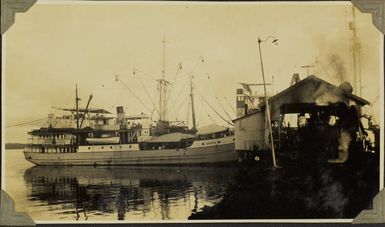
[116,106,125,123]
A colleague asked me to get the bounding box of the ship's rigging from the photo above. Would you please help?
[114,38,233,130]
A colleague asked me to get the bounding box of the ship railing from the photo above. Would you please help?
[25,144,77,153]
[28,138,73,145]
[196,131,231,141]
[94,124,120,131]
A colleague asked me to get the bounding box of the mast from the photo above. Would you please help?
[76,84,80,130]
[75,84,81,146]
[190,73,197,130]
[351,5,362,96]
[158,36,170,121]
[79,94,93,128]
[162,36,166,81]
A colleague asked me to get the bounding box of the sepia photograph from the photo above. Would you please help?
[1,0,384,224]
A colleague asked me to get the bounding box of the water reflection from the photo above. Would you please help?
[23,166,237,220]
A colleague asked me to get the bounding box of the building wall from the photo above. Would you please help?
[234,111,265,151]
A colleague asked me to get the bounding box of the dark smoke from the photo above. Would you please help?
[328,54,347,83]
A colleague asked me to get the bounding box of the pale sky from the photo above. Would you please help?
[3,1,383,143]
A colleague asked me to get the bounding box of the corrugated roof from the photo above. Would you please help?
[196,124,228,135]
[266,75,370,105]
[146,132,195,143]
[232,110,263,122]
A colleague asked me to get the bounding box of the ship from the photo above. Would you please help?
[23,89,238,166]
[23,41,238,166]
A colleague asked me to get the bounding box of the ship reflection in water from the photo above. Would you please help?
[24,166,237,220]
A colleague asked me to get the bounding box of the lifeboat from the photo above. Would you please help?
[86,132,120,144]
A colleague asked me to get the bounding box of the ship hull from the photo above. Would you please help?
[23,143,238,166]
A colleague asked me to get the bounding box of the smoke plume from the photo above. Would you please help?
[328,54,347,83]
[328,129,351,163]
[314,83,341,106]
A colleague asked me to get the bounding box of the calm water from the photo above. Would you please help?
[4,149,238,221]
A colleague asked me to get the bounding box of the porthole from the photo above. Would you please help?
[129,145,132,148]
[202,143,205,145]
[101,147,104,149]
[110,146,113,149]
[218,141,221,144]
[88,147,91,150]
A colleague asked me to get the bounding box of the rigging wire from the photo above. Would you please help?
[165,63,183,105]
[224,96,236,114]
[115,75,153,113]
[167,79,190,113]
[186,98,191,128]
[132,69,160,117]
[200,96,217,125]
[166,57,204,108]
[6,117,47,128]
[171,94,190,119]
[131,67,158,80]
[200,95,234,126]
[166,63,182,109]
[315,57,338,83]
[216,96,233,121]
[201,71,234,122]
